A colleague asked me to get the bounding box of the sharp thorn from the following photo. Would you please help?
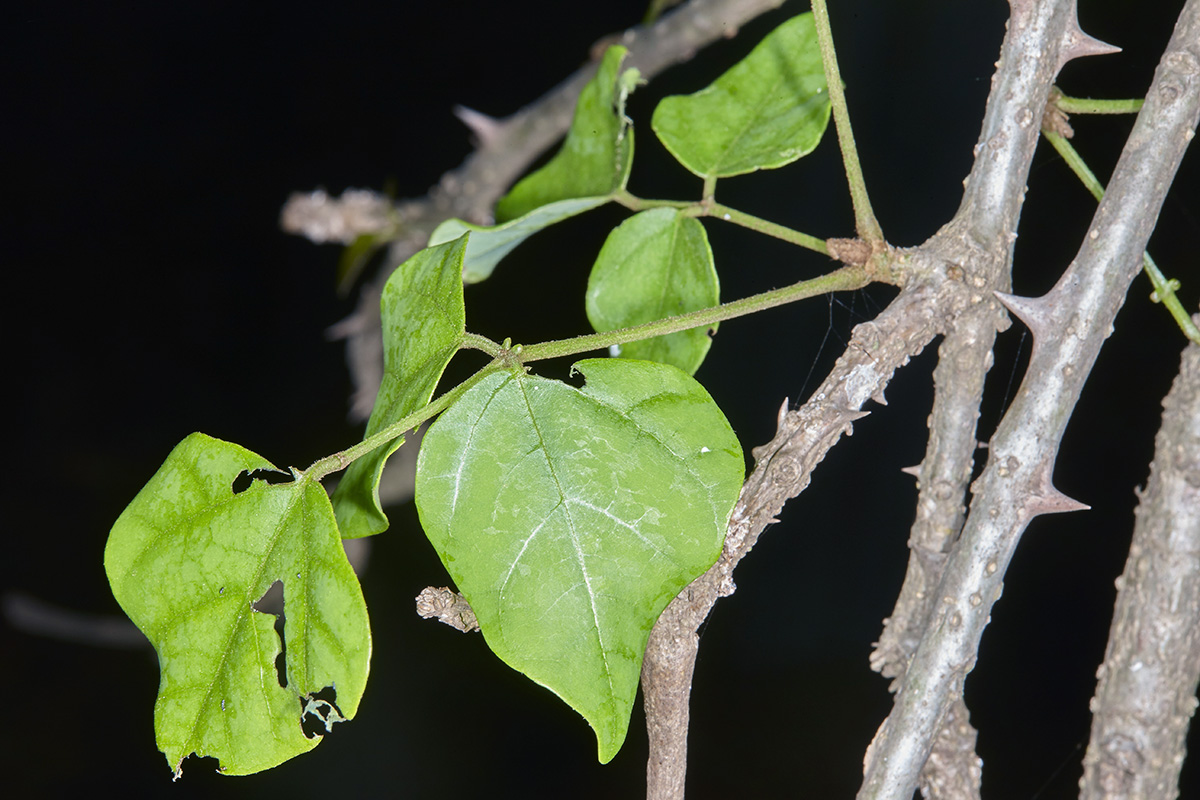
[1058,26,1121,71]
[1026,461,1091,517]
[1028,488,1091,516]
[453,105,505,147]
[994,291,1055,338]
[900,464,922,478]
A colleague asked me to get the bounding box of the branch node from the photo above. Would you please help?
[827,236,872,266]
[1043,89,1075,138]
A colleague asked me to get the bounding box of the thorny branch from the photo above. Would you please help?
[643,0,1200,798]
[866,0,1111,794]
[280,0,1200,798]
[644,0,1103,794]
[859,0,1200,796]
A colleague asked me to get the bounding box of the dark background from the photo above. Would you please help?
[4,1,1198,797]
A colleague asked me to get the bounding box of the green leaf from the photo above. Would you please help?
[494,46,637,223]
[414,359,743,762]
[104,433,371,777]
[586,208,719,375]
[331,236,467,538]
[429,197,608,284]
[651,13,830,179]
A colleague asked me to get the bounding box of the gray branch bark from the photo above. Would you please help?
[859,1,1200,796]
[1080,317,1200,798]
[644,0,1099,794]
[867,0,1098,793]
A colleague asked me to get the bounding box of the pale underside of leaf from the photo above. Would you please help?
[429,197,609,283]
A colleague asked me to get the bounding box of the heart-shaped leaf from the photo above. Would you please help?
[331,235,467,538]
[414,359,743,762]
[586,208,719,375]
[105,433,371,777]
[652,13,830,179]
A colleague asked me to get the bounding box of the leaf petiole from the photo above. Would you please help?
[614,189,828,253]
[520,265,875,363]
[308,360,506,480]
[810,0,883,245]
[461,332,505,358]
[706,201,829,254]
[1052,92,1144,115]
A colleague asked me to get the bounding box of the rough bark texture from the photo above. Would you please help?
[859,0,1200,796]
[1080,321,1200,799]
[646,0,1112,796]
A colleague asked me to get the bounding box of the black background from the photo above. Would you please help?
[4,1,1198,797]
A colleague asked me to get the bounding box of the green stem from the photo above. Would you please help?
[519,265,871,363]
[614,189,828,254]
[307,361,504,479]
[1043,129,1200,344]
[642,0,679,26]
[810,0,883,244]
[1054,93,1144,115]
[1042,129,1104,201]
[702,174,718,202]
[1141,255,1198,346]
[461,332,505,358]
[613,191,692,212]
[708,201,829,254]
[309,262,879,477]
